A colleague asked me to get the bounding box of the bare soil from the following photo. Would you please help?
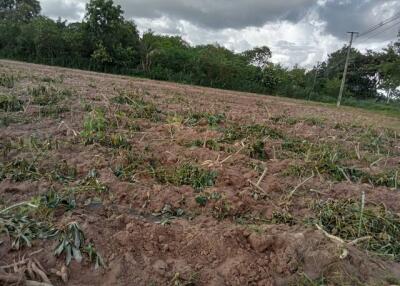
[1,60,400,286]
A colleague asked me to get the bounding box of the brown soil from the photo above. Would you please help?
[1,60,400,286]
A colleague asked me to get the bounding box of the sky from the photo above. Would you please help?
[40,0,400,68]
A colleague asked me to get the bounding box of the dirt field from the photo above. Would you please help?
[1,60,400,286]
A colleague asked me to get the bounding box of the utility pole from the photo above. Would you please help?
[337,31,358,107]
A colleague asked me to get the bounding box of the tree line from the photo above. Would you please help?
[1,0,399,109]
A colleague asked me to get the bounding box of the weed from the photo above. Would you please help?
[270,115,299,126]
[75,169,108,193]
[102,133,130,149]
[195,195,208,206]
[85,242,105,269]
[220,123,284,143]
[152,163,217,191]
[50,160,77,183]
[291,274,327,286]
[183,112,225,127]
[271,211,295,225]
[29,84,72,106]
[314,199,400,261]
[39,105,70,117]
[303,116,325,126]
[39,189,76,211]
[112,92,162,121]
[187,139,224,151]
[81,109,108,144]
[248,139,267,160]
[0,73,15,88]
[0,213,56,249]
[0,94,23,112]
[54,222,85,265]
[113,151,145,182]
[0,158,39,182]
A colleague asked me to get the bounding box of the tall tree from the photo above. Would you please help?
[84,0,140,68]
[0,0,40,22]
[242,46,272,69]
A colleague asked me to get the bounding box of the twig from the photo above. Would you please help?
[288,174,314,198]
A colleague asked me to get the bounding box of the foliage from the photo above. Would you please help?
[0,212,55,250]
[54,222,85,265]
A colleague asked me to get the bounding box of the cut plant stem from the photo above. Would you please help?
[358,191,365,237]
[288,174,314,198]
[256,167,268,186]
[0,202,38,214]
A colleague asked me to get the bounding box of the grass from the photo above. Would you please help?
[0,213,56,250]
[113,151,145,183]
[0,158,39,182]
[151,163,217,191]
[112,92,163,122]
[74,169,108,193]
[220,123,284,143]
[0,72,15,88]
[0,94,23,112]
[39,104,70,117]
[29,84,71,106]
[270,115,299,126]
[184,111,225,127]
[81,109,108,144]
[186,139,230,152]
[248,139,267,160]
[314,199,400,261]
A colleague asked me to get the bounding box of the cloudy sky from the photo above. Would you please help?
[41,0,400,67]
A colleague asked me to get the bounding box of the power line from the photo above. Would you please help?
[356,20,400,44]
[357,11,400,39]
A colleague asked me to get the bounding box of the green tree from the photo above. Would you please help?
[242,46,272,68]
[84,0,140,69]
[0,0,40,22]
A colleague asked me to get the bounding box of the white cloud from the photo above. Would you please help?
[39,0,400,68]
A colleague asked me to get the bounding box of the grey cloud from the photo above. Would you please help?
[116,0,315,29]
[317,0,400,40]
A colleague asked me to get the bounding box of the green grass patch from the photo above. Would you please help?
[151,163,217,191]
[0,73,15,88]
[0,94,23,112]
[29,84,72,106]
[314,199,400,261]
[220,123,284,143]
